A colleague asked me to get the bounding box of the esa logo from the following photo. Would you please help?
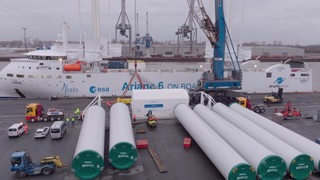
[89,86,110,93]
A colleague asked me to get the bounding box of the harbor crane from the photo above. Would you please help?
[191,0,242,91]
[142,12,153,57]
[115,0,132,54]
[176,0,198,56]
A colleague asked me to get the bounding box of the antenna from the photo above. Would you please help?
[146,11,149,34]
[136,13,139,36]
[78,0,82,44]
[134,0,137,41]
[22,27,27,51]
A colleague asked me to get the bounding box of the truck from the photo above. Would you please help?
[10,151,62,177]
[236,96,266,113]
[25,103,64,122]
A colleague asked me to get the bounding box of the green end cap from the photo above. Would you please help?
[228,102,237,107]
[228,163,256,180]
[289,154,314,180]
[257,155,287,180]
[109,142,138,170]
[72,150,104,180]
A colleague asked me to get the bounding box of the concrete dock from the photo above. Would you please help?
[1,93,320,179]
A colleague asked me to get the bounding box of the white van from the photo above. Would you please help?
[50,121,66,139]
[8,123,25,137]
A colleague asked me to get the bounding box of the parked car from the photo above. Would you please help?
[34,127,50,139]
[8,122,26,137]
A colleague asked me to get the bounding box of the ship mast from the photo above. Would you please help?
[92,0,100,39]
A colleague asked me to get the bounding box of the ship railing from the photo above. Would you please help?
[200,91,216,109]
[240,68,265,72]
[126,69,202,73]
[81,94,102,120]
[62,67,206,74]
[11,58,38,62]
[107,69,129,73]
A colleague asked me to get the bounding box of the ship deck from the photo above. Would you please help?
[1,93,320,179]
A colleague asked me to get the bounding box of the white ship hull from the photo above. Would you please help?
[0,58,313,98]
[240,61,312,93]
[0,59,210,98]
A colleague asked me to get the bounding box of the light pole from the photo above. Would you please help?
[22,27,27,50]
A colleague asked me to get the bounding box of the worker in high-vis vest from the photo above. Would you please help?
[66,115,70,126]
[74,108,82,120]
[74,108,80,115]
[71,116,75,126]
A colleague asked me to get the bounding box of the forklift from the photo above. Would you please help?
[146,110,157,128]
[264,88,283,103]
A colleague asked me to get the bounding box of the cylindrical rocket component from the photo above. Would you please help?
[212,102,313,180]
[109,102,137,169]
[72,105,106,180]
[194,104,286,179]
[230,102,320,172]
[174,104,256,180]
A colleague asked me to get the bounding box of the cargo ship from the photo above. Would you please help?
[0,41,212,98]
[0,0,314,98]
[0,14,313,98]
[0,44,313,98]
[0,34,313,98]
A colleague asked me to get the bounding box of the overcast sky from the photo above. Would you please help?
[0,0,319,45]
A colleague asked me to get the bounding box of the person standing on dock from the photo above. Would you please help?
[66,115,70,126]
[71,116,75,126]
[24,123,29,134]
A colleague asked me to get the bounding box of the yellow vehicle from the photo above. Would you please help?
[41,156,64,168]
[146,110,157,128]
[116,98,132,104]
[264,88,283,103]
[236,96,251,108]
[236,96,266,113]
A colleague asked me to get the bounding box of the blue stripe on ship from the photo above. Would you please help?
[144,104,163,108]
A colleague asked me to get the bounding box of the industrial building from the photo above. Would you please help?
[121,42,206,57]
[250,46,304,59]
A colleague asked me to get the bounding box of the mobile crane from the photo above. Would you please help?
[189,0,243,105]
[192,0,242,91]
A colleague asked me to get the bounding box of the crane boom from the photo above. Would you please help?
[191,0,217,46]
[191,0,242,91]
